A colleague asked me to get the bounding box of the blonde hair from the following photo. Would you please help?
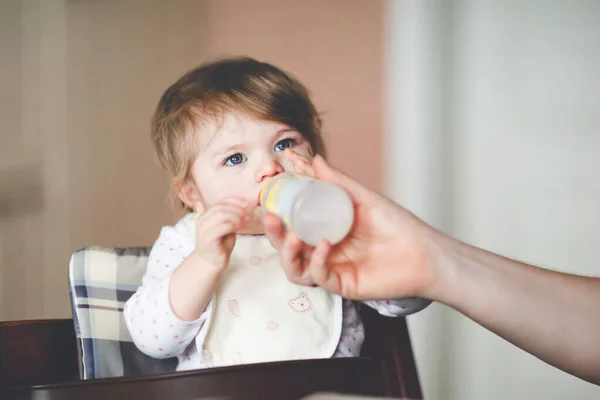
[150,56,326,213]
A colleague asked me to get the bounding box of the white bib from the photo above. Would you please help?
[200,235,343,367]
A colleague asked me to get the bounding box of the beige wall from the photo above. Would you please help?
[1,0,70,320]
[0,0,383,320]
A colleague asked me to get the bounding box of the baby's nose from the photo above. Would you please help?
[257,158,284,182]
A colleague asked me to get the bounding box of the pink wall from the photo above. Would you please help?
[200,0,384,191]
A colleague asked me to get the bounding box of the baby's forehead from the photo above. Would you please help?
[194,112,290,151]
[193,114,251,149]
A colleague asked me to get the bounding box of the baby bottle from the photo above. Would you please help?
[259,172,354,246]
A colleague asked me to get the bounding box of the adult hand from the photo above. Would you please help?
[263,153,441,300]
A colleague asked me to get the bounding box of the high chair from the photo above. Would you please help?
[0,246,423,400]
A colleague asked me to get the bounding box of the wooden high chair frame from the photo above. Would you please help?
[0,306,422,399]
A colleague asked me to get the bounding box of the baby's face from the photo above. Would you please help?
[189,112,314,234]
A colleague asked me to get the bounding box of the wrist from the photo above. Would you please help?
[421,226,466,304]
[169,251,222,321]
[187,250,226,279]
[424,226,498,312]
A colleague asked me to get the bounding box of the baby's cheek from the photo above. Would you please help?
[205,179,249,203]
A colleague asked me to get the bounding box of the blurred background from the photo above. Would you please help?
[1,0,599,399]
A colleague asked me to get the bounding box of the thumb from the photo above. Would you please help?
[223,232,237,254]
[312,155,376,204]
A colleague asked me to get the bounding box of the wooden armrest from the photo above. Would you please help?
[9,358,389,400]
[0,319,79,387]
[359,306,422,399]
[0,312,422,400]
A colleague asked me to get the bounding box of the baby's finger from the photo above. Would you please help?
[200,207,245,233]
[209,220,241,242]
[203,201,250,220]
[218,199,255,224]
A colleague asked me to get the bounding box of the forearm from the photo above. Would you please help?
[429,232,600,384]
[124,276,206,358]
[169,251,222,321]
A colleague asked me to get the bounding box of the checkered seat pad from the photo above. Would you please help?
[68,246,177,379]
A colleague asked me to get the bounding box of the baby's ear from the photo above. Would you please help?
[178,181,203,212]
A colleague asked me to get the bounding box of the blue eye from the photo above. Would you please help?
[224,153,246,166]
[275,138,296,152]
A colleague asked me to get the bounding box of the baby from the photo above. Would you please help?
[124,56,430,370]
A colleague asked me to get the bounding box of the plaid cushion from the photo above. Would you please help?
[68,246,177,379]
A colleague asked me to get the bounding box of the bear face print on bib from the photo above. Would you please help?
[200,235,343,367]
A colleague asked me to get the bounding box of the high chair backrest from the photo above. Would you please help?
[68,246,177,379]
[67,246,422,398]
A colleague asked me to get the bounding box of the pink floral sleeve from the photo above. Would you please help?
[123,228,209,359]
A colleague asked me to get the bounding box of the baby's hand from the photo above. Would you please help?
[284,148,315,177]
[194,198,251,273]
